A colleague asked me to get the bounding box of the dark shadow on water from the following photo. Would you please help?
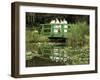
[26,56,65,67]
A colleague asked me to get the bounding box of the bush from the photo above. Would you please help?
[63,47,89,65]
[67,22,89,47]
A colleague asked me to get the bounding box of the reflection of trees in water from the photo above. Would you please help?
[26,45,89,67]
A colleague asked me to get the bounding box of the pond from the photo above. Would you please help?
[26,45,89,67]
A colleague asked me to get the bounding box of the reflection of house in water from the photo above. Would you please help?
[40,18,69,63]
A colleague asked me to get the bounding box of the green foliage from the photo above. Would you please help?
[39,42,53,57]
[26,28,50,60]
[67,22,89,47]
[38,35,49,42]
[26,30,34,42]
[63,47,89,65]
[26,52,33,60]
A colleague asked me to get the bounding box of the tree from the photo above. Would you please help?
[67,21,89,47]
